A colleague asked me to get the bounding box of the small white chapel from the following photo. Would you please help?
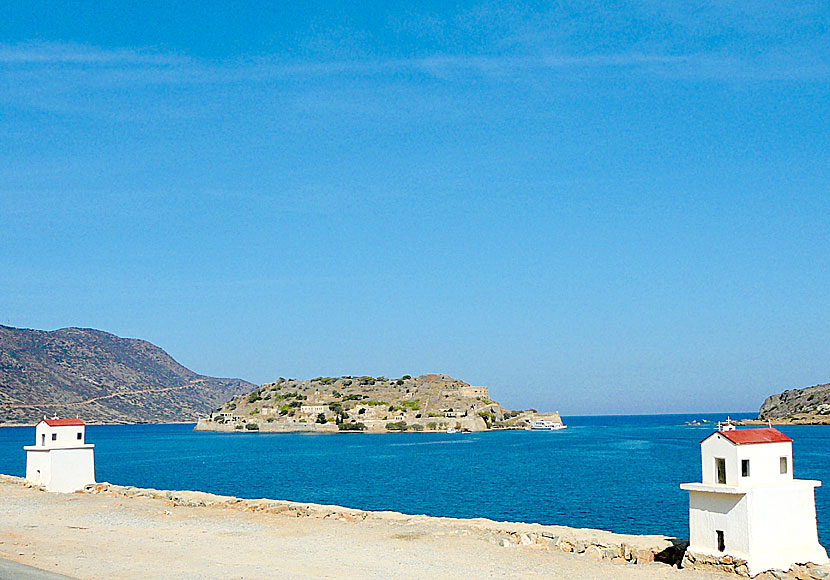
[681,422,828,575]
[24,417,96,493]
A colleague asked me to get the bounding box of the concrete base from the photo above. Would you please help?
[24,445,95,493]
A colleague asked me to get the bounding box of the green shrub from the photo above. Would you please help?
[234,425,243,430]
[316,413,327,424]
[385,421,408,431]
[410,424,424,431]
[338,422,366,431]
[245,423,260,431]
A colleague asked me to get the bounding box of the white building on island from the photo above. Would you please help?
[680,425,828,576]
[24,417,96,493]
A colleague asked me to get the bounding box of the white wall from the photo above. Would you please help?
[736,442,792,486]
[745,483,828,575]
[25,450,50,486]
[47,448,96,493]
[688,490,750,558]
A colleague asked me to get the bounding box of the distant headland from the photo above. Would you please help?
[737,383,830,426]
[196,374,562,433]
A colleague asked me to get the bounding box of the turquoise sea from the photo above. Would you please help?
[1,414,828,548]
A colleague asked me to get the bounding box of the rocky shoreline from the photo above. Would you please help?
[735,417,830,426]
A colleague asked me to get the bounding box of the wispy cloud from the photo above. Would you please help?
[0,42,189,66]
[0,40,826,121]
[1,40,827,83]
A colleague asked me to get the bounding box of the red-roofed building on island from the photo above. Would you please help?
[24,416,96,493]
[680,421,828,575]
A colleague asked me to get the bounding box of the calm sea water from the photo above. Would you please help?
[2,414,828,548]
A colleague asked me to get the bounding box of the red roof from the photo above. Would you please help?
[41,418,85,427]
[714,428,791,445]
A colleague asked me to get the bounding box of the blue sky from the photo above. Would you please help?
[1,1,828,414]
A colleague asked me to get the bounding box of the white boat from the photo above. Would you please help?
[529,419,567,431]
[446,427,457,434]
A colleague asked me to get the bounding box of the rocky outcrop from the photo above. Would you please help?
[752,384,830,425]
[0,325,253,424]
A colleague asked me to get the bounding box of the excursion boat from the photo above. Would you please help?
[529,419,566,431]
[446,427,457,434]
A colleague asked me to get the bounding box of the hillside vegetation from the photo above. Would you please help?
[197,373,560,433]
[0,325,253,424]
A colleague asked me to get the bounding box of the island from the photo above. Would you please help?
[195,373,563,433]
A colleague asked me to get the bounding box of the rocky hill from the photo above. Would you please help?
[752,383,830,425]
[196,373,562,433]
[0,325,254,424]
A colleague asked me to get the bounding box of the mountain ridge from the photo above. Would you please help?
[0,324,253,424]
